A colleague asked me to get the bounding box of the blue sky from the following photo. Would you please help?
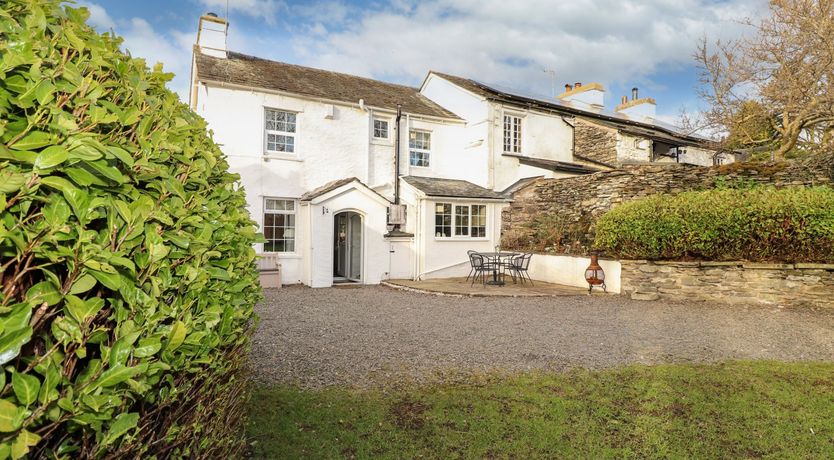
[76,0,766,124]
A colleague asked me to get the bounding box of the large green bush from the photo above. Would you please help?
[0,1,260,458]
[594,186,834,262]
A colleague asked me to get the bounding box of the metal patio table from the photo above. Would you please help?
[475,252,520,286]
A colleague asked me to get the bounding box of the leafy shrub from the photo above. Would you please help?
[0,1,260,458]
[593,186,834,262]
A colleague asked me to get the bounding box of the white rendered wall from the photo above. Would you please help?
[402,117,486,186]
[527,254,621,293]
[194,83,468,286]
[420,75,494,189]
[420,74,488,122]
[491,102,575,191]
[417,199,506,279]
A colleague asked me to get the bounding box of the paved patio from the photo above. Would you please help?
[384,277,595,297]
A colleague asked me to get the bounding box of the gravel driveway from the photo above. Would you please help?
[251,285,834,388]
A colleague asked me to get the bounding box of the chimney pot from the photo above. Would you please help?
[621,95,628,104]
[575,82,582,88]
[206,11,218,17]
[564,84,572,92]
[632,87,639,100]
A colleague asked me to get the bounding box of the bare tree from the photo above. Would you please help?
[697,0,834,160]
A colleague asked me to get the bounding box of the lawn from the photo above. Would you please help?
[246,361,834,459]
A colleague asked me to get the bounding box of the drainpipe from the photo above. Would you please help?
[414,197,422,280]
[394,104,402,206]
[358,99,371,184]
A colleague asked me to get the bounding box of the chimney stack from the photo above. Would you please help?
[197,13,228,58]
[617,88,656,121]
[557,82,605,110]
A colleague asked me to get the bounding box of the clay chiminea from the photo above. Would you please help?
[585,254,606,294]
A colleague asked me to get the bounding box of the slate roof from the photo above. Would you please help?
[195,50,460,119]
[300,177,390,202]
[428,71,710,147]
[503,154,601,175]
[402,176,507,200]
[501,176,544,196]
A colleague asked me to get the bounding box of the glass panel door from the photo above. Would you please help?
[334,213,348,278]
[348,213,362,281]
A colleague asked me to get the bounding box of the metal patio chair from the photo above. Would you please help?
[508,253,534,286]
[465,250,478,281]
[470,253,497,287]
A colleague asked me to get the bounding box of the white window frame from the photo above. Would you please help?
[372,117,390,140]
[409,129,432,168]
[434,202,488,240]
[262,198,297,253]
[503,113,523,154]
[264,108,298,157]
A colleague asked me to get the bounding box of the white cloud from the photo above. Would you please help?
[197,0,285,25]
[294,1,350,25]
[294,0,766,104]
[76,1,116,30]
[118,17,194,100]
[76,3,195,101]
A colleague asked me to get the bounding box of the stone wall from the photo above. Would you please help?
[501,153,834,253]
[574,118,617,165]
[620,260,834,308]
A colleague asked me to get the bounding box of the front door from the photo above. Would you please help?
[333,212,362,282]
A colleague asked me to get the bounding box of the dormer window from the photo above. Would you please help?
[373,118,389,139]
[503,114,522,153]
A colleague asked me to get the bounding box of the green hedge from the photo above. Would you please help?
[593,186,834,262]
[0,1,260,458]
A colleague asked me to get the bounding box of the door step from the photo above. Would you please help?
[333,283,362,288]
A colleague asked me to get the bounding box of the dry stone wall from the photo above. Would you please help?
[502,153,834,252]
[621,260,834,308]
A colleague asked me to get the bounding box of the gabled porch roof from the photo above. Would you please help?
[300,177,390,206]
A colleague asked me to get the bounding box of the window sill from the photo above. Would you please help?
[433,237,489,242]
[410,165,431,170]
[263,154,303,162]
[371,138,393,146]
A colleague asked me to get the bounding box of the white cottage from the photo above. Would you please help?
[189,14,728,287]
